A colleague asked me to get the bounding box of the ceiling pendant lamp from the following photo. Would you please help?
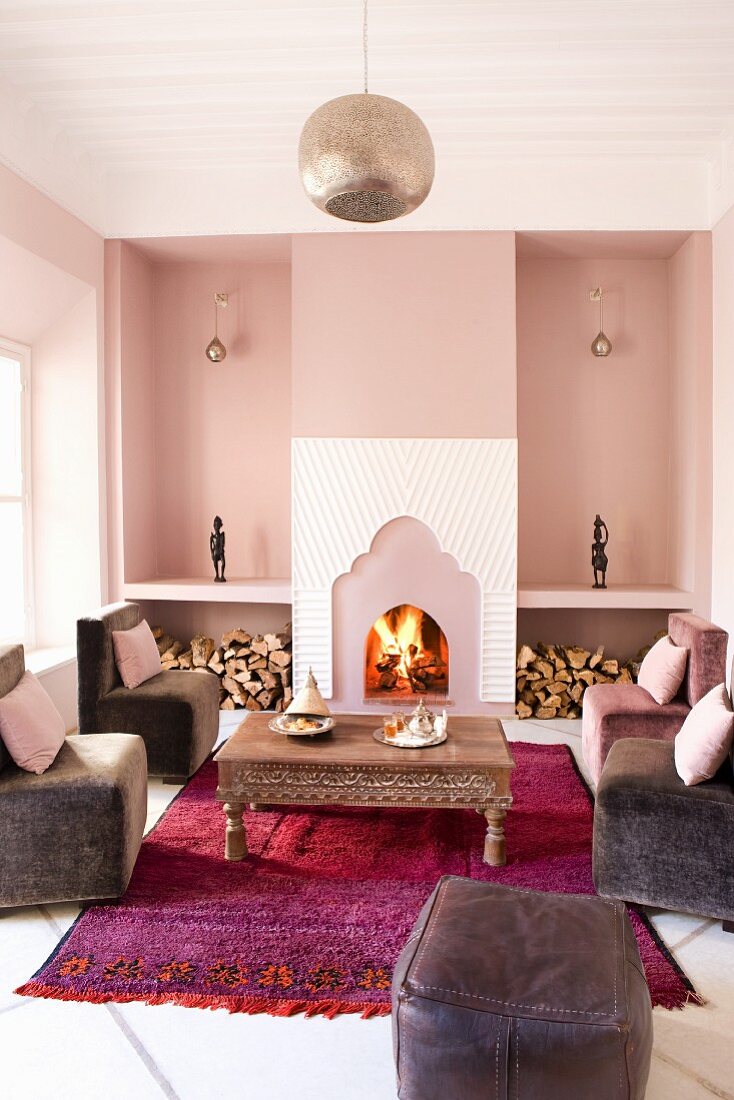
[590,287,612,358]
[205,292,228,363]
[298,0,435,223]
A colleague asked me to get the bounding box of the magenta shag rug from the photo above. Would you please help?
[17,742,700,1018]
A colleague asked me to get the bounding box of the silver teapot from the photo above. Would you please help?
[408,699,435,737]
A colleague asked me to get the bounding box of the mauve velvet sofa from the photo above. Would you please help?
[582,612,728,786]
[77,601,219,781]
[0,644,147,908]
[593,735,734,931]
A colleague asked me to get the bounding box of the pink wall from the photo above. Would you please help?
[0,235,89,345]
[152,260,292,579]
[667,232,713,613]
[120,243,157,583]
[32,292,100,645]
[712,204,734,659]
[0,162,105,719]
[104,240,124,598]
[0,163,102,290]
[518,256,673,586]
[291,231,517,438]
[518,608,669,662]
[135,601,290,649]
[107,250,293,587]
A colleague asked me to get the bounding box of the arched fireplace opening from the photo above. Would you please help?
[364,604,449,702]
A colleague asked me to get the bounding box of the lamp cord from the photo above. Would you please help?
[363,0,369,93]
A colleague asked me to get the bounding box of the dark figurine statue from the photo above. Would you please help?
[210,515,226,583]
[592,514,609,589]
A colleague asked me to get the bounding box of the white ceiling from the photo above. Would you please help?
[1,1,734,236]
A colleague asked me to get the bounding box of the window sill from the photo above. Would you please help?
[25,645,76,676]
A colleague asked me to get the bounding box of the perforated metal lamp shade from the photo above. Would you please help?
[298,93,435,223]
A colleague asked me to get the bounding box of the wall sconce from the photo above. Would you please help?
[590,287,612,357]
[205,292,229,362]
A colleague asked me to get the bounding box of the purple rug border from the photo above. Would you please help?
[19,737,702,1010]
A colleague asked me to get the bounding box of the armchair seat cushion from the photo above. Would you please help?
[593,738,734,921]
[96,669,219,778]
[582,684,689,786]
[0,733,147,907]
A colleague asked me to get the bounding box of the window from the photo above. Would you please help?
[0,342,33,646]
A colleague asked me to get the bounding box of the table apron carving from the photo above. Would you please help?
[218,764,509,808]
[214,714,515,866]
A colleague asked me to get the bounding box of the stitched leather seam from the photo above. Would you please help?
[410,983,613,1017]
[619,1036,623,1099]
[495,1024,499,1098]
[411,880,448,982]
[409,879,622,1019]
[515,1018,519,1100]
[613,904,618,1016]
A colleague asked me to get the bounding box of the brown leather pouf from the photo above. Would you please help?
[392,877,652,1099]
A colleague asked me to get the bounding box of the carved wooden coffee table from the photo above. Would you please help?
[214,714,515,866]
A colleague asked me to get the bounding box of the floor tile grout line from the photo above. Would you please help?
[105,1003,183,1100]
[524,720,582,739]
[652,1050,734,1099]
[669,917,716,953]
[0,1000,33,1017]
[38,903,68,941]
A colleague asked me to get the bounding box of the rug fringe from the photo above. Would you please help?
[667,988,707,1010]
[14,980,392,1020]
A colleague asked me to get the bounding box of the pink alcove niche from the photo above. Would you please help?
[331,516,499,714]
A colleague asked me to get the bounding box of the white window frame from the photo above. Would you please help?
[0,338,34,648]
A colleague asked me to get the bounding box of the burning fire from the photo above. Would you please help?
[373,605,425,681]
[365,604,448,699]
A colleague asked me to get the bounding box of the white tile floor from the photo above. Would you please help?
[2,715,733,1100]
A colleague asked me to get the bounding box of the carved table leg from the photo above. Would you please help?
[484,807,507,867]
[224,802,247,861]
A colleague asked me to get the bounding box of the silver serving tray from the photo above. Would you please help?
[373,726,447,749]
[268,714,334,737]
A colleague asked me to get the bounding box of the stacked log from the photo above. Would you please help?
[516,642,637,720]
[151,623,292,712]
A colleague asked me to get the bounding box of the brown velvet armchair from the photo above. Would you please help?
[77,602,219,781]
[582,612,728,786]
[0,643,147,907]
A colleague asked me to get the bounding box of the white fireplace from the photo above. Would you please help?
[291,438,517,711]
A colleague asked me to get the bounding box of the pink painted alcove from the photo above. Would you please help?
[331,516,504,715]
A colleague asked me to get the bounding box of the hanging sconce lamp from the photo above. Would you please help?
[298,0,435,223]
[205,293,228,362]
[590,287,612,358]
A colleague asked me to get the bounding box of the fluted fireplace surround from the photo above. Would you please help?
[292,438,517,713]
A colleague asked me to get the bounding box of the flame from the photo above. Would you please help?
[372,605,425,679]
[365,604,448,698]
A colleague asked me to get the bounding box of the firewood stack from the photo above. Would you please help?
[515,642,640,720]
[151,624,293,712]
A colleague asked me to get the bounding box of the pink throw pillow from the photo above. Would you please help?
[0,671,66,774]
[637,635,688,705]
[112,619,162,689]
[674,683,734,786]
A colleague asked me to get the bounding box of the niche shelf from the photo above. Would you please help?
[517,583,694,611]
[123,577,293,604]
